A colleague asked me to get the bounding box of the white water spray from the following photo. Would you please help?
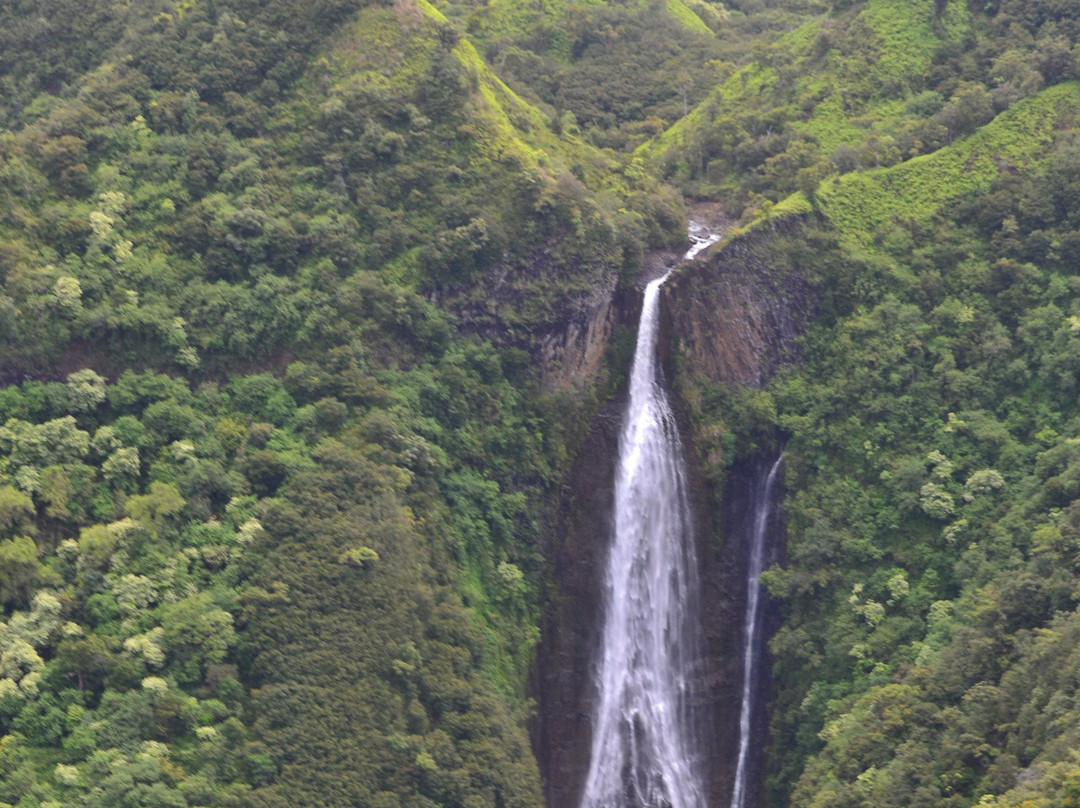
[730,455,783,808]
[579,232,711,808]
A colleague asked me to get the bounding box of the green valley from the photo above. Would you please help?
[2,0,1080,806]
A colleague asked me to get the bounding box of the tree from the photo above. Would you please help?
[66,369,107,413]
[935,82,994,141]
[160,592,236,686]
[125,482,185,535]
[0,535,42,607]
[0,485,34,538]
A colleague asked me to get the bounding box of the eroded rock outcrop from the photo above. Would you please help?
[535,248,683,390]
[535,273,622,391]
[663,218,815,389]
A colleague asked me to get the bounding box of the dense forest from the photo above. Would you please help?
[2,0,1080,806]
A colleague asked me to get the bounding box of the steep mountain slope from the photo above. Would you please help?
[656,2,1080,807]
[0,0,689,805]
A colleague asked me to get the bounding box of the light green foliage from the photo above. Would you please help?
[338,545,380,569]
[644,0,1073,225]
[964,468,1005,501]
[0,487,34,539]
[663,0,711,35]
[0,592,62,703]
[0,537,46,607]
[0,417,90,471]
[51,277,82,315]
[858,0,968,86]
[65,370,106,413]
[918,481,955,519]
[111,574,157,617]
[101,447,140,489]
[816,84,1080,248]
[122,628,165,669]
[124,482,185,535]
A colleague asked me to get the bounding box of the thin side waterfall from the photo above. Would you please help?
[580,230,713,808]
[730,455,783,808]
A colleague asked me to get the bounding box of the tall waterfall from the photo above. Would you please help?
[580,234,711,808]
[730,455,783,808]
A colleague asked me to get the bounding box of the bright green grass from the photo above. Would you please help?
[330,0,624,203]
[472,0,582,62]
[859,0,942,85]
[472,0,712,63]
[645,0,970,164]
[796,93,866,154]
[816,82,1080,246]
[771,190,814,218]
[721,190,813,240]
[664,0,712,35]
[854,0,969,86]
[639,61,782,158]
[329,6,439,92]
[455,38,545,162]
[328,0,549,173]
[783,13,826,56]
[638,15,824,159]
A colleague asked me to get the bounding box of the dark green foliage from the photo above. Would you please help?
[241,438,542,807]
[723,134,1080,808]
[496,5,723,150]
[0,0,622,798]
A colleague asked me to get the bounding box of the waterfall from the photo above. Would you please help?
[579,234,709,808]
[730,455,783,808]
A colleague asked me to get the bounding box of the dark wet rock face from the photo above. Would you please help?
[664,220,815,388]
[531,394,619,808]
[703,454,786,808]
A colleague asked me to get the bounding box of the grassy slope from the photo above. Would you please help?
[816,82,1080,245]
[716,79,1079,241]
[640,0,974,207]
[468,0,711,54]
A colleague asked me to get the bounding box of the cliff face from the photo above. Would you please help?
[530,287,722,808]
[697,453,787,808]
[531,391,622,808]
[663,219,814,389]
[534,248,681,391]
[535,273,622,391]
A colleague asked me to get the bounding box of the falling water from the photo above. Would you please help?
[579,231,711,808]
[730,455,783,808]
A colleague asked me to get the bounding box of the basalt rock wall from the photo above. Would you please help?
[529,286,641,808]
[663,218,814,388]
